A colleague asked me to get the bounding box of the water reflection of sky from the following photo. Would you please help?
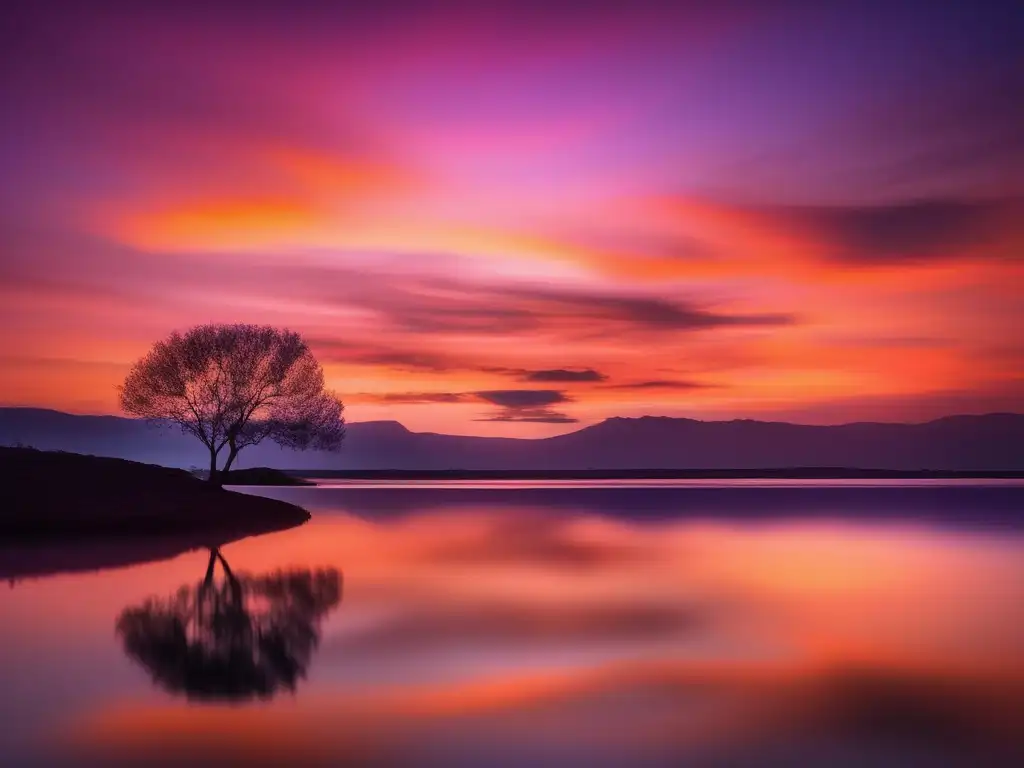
[1,488,1022,765]
[304,479,1024,488]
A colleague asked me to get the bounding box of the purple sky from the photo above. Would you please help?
[2,0,1022,433]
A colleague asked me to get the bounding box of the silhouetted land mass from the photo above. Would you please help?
[219,467,315,486]
[3,408,1023,471]
[296,467,1024,481]
[0,447,309,538]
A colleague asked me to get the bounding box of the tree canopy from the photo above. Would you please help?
[120,324,345,482]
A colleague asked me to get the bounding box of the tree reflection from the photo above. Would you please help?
[116,548,342,701]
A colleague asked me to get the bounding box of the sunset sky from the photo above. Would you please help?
[2,0,1022,435]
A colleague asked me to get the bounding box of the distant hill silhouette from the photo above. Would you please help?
[2,408,1021,470]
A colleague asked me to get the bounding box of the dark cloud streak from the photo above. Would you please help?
[522,368,607,383]
[355,392,472,404]
[476,408,579,424]
[350,388,580,423]
[789,199,1017,265]
[474,390,576,423]
[475,390,569,408]
[601,379,715,391]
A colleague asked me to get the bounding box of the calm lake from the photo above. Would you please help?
[2,483,1023,766]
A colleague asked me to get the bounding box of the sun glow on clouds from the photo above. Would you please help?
[2,2,1023,432]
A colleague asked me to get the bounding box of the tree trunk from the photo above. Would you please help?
[207,445,222,486]
[222,443,240,476]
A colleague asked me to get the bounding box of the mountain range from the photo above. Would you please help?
[1,408,1021,471]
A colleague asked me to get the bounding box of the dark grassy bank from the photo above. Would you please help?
[0,447,310,537]
[290,467,1024,481]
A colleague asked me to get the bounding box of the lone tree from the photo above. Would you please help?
[120,324,345,484]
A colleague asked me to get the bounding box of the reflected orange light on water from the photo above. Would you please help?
[2,506,1021,764]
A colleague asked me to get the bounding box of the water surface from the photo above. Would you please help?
[2,483,1022,766]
